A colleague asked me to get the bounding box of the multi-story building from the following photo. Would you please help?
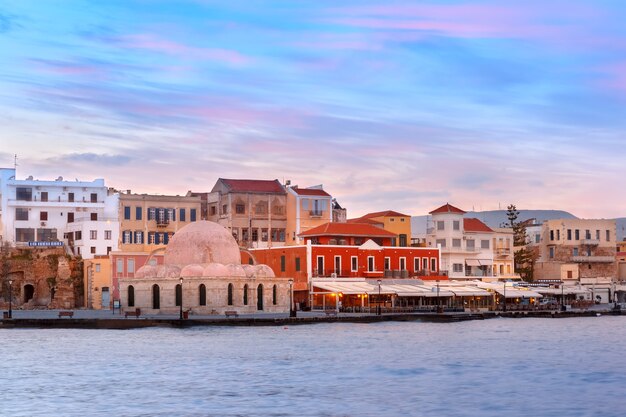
[0,168,119,259]
[349,210,411,247]
[118,192,201,252]
[534,219,617,291]
[206,178,287,248]
[426,203,515,281]
[285,185,333,246]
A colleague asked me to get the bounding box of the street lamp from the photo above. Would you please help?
[503,280,507,312]
[179,277,183,320]
[8,279,13,319]
[377,279,382,316]
[436,280,441,313]
[288,278,296,317]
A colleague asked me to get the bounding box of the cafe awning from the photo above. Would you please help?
[465,259,481,266]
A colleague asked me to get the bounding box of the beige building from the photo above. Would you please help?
[492,228,516,279]
[534,219,617,288]
[118,192,201,252]
[83,256,113,310]
[118,221,290,315]
[285,185,333,246]
[206,178,287,248]
[350,210,412,247]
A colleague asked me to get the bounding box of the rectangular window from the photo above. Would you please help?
[481,240,490,249]
[567,270,573,279]
[236,204,245,214]
[134,231,143,244]
[280,255,286,272]
[167,208,175,222]
[95,264,101,273]
[116,259,123,274]
[606,230,610,242]
[75,230,82,240]
[422,258,428,270]
[15,208,29,221]
[585,230,591,239]
[136,207,142,220]
[179,208,186,222]
[123,230,132,244]
[67,212,74,223]
[242,228,249,242]
[37,228,57,241]
[573,247,579,256]
[453,220,460,231]
[148,232,155,244]
[295,257,301,272]
[550,230,554,241]
[575,229,580,240]
[430,258,437,272]
[567,229,572,240]
[556,230,560,241]
[437,221,445,231]
[436,238,446,247]
[367,256,375,272]
[222,204,228,215]
[105,230,112,240]
[91,193,98,203]
[91,213,98,221]
[261,228,268,242]
[453,263,463,273]
[16,187,32,201]
[399,257,406,271]
[452,238,461,248]
[148,207,156,220]
[40,191,48,202]
[414,258,420,272]
[351,256,358,272]
[210,206,216,216]
[252,229,258,242]
[596,230,600,240]
[232,228,239,241]
[466,239,475,250]
[68,192,74,202]
[384,257,390,270]
[124,206,131,220]
[190,209,197,222]
[535,234,540,244]
[127,259,135,274]
[89,230,97,240]
[15,228,35,242]
[399,234,407,247]
[549,247,555,259]
[90,247,96,254]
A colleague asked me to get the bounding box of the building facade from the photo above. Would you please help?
[206,178,287,248]
[118,192,201,252]
[285,185,333,246]
[0,168,119,259]
[349,210,411,247]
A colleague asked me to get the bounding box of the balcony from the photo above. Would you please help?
[155,219,170,227]
[441,246,480,254]
[309,210,324,217]
[572,255,614,263]
[580,239,600,246]
[495,247,511,257]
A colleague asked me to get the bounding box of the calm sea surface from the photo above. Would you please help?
[1,317,626,417]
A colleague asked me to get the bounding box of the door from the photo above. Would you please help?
[101,287,110,309]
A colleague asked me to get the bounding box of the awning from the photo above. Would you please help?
[447,287,492,297]
[465,259,481,266]
[312,281,377,295]
[474,282,543,298]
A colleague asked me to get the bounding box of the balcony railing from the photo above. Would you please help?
[309,210,324,217]
[495,247,511,257]
[580,239,600,246]
[155,219,170,227]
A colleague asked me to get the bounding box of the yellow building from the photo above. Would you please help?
[83,256,113,310]
[285,185,333,245]
[118,193,202,252]
[349,210,411,247]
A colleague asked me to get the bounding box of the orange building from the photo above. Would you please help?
[349,210,412,246]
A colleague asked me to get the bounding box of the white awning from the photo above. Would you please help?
[447,287,492,297]
[465,259,481,266]
[312,281,378,295]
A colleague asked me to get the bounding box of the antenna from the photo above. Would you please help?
[14,154,18,171]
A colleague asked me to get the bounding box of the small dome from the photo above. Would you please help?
[136,264,157,278]
[164,221,241,266]
[254,264,275,278]
[155,265,181,278]
[224,264,246,278]
[203,263,230,277]
[181,264,204,277]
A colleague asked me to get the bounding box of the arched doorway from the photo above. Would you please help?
[23,284,35,303]
[228,283,234,305]
[199,284,206,306]
[175,284,182,306]
[243,284,249,305]
[128,285,135,307]
[257,284,264,311]
[152,284,160,309]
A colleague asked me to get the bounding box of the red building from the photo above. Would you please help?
[242,223,445,308]
[110,251,164,301]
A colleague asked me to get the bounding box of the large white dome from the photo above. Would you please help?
[163,221,241,266]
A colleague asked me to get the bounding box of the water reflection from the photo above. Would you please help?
[2,317,626,417]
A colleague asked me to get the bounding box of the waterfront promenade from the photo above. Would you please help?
[1,303,622,329]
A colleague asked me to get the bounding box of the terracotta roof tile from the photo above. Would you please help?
[291,187,330,197]
[347,217,384,225]
[299,222,397,238]
[359,210,411,219]
[219,178,285,194]
[463,218,494,233]
[429,203,466,214]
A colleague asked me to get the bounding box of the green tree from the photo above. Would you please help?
[504,204,537,281]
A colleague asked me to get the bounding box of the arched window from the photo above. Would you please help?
[199,284,206,306]
[152,284,160,309]
[128,285,135,307]
[272,284,277,305]
[23,284,35,303]
[257,284,264,311]
[175,284,182,307]
[243,284,249,305]
[227,283,234,306]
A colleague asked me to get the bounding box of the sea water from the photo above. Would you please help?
[1,317,625,417]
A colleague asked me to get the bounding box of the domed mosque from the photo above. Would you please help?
[118,221,291,315]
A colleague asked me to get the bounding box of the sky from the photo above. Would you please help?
[1,0,625,219]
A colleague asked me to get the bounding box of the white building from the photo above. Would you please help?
[0,168,119,259]
[426,203,518,281]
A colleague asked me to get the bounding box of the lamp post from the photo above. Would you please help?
[503,280,507,312]
[179,277,183,320]
[561,280,564,311]
[377,279,382,316]
[288,278,296,317]
[436,280,441,313]
[8,279,13,319]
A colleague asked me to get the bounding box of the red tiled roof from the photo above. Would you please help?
[347,217,384,226]
[219,178,285,194]
[291,187,330,197]
[359,210,411,219]
[429,203,466,214]
[463,218,494,233]
[299,222,397,237]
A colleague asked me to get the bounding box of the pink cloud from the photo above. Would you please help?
[111,33,252,66]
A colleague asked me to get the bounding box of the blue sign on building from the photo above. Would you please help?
[28,241,64,247]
